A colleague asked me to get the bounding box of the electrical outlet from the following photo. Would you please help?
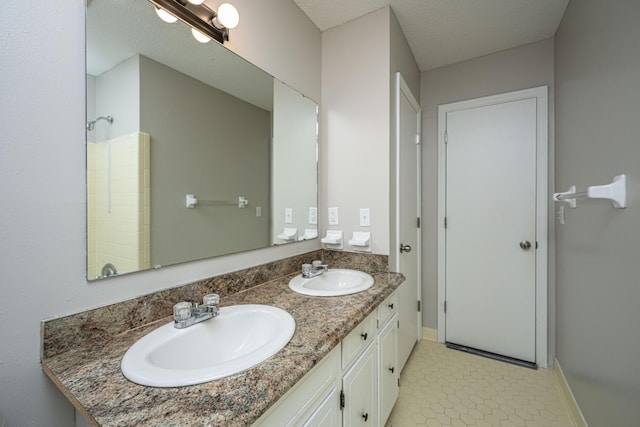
[285,208,293,224]
[308,207,318,225]
[328,207,339,225]
[359,208,371,227]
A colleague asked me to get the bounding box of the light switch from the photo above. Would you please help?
[328,207,339,225]
[285,208,293,224]
[256,206,262,217]
[308,207,318,225]
[359,208,371,227]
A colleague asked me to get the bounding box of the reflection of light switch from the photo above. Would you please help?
[359,208,371,227]
[285,208,293,224]
[309,207,318,225]
[328,207,339,225]
[256,206,262,217]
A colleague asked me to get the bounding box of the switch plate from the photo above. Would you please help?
[359,208,371,227]
[256,206,262,217]
[308,207,318,225]
[328,207,339,225]
[285,208,293,224]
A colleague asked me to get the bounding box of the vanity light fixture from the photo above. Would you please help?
[148,0,239,44]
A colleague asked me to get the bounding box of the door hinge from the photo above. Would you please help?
[339,389,345,410]
[417,300,421,312]
[397,319,400,329]
[417,217,421,228]
[444,130,448,144]
[416,134,421,144]
[444,217,447,228]
[398,378,401,387]
[444,301,447,313]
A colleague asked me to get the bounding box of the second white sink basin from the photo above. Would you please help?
[288,269,374,296]
[121,304,295,387]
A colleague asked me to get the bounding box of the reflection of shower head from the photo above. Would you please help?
[86,115,113,131]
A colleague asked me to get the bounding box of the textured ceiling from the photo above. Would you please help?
[294,0,569,71]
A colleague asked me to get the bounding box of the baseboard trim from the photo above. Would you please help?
[555,358,588,427]
[422,327,437,342]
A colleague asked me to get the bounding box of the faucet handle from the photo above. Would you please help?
[203,293,219,306]
[173,301,192,322]
[312,260,323,268]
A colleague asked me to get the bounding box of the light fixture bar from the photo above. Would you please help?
[148,0,228,43]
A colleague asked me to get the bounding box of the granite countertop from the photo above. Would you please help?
[42,271,404,426]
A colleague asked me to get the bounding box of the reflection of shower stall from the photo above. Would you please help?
[87,132,150,279]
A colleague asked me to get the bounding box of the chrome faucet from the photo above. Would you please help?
[302,260,329,278]
[173,294,220,329]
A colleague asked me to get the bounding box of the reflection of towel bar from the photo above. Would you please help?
[186,194,248,209]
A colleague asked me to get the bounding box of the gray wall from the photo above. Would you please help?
[420,39,555,334]
[139,56,271,264]
[554,0,640,425]
[0,0,320,425]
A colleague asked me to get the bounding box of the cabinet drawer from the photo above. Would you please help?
[377,291,398,329]
[341,311,376,370]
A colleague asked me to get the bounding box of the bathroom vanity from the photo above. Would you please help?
[41,254,406,426]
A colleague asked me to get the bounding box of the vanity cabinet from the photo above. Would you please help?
[255,289,401,427]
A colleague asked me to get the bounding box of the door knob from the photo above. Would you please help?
[519,240,532,250]
[400,243,412,253]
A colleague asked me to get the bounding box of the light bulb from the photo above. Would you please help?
[191,27,211,43]
[188,0,206,4]
[155,7,178,23]
[217,3,239,29]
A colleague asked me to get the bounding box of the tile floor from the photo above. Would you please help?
[386,340,575,427]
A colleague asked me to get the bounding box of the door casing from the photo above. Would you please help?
[437,86,548,368]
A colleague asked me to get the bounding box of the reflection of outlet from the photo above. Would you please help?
[308,207,318,225]
[285,208,293,224]
[328,207,339,225]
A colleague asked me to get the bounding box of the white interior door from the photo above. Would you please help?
[395,73,421,370]
[443,95,539,363]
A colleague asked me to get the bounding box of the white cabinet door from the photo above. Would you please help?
[342,342,378,427]
[302,386,341,427]
[378,314,399,424]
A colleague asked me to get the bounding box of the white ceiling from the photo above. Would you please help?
[294,0,569,71]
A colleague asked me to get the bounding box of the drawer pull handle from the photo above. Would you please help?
[362,413,369,422]
[360,332,368,341]
[388,303,394,309]
[389,366,395,373]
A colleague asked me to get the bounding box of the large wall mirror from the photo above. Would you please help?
[86,0,318,280]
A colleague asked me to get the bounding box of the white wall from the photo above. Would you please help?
[420,39,555,334]
[0,0,320,425]
[554,0,640,424]
[322,7,392,255]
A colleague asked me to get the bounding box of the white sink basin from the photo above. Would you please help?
[288,269,374,296]
[121,304,295,387]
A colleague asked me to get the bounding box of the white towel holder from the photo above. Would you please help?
[553,174,626,209]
